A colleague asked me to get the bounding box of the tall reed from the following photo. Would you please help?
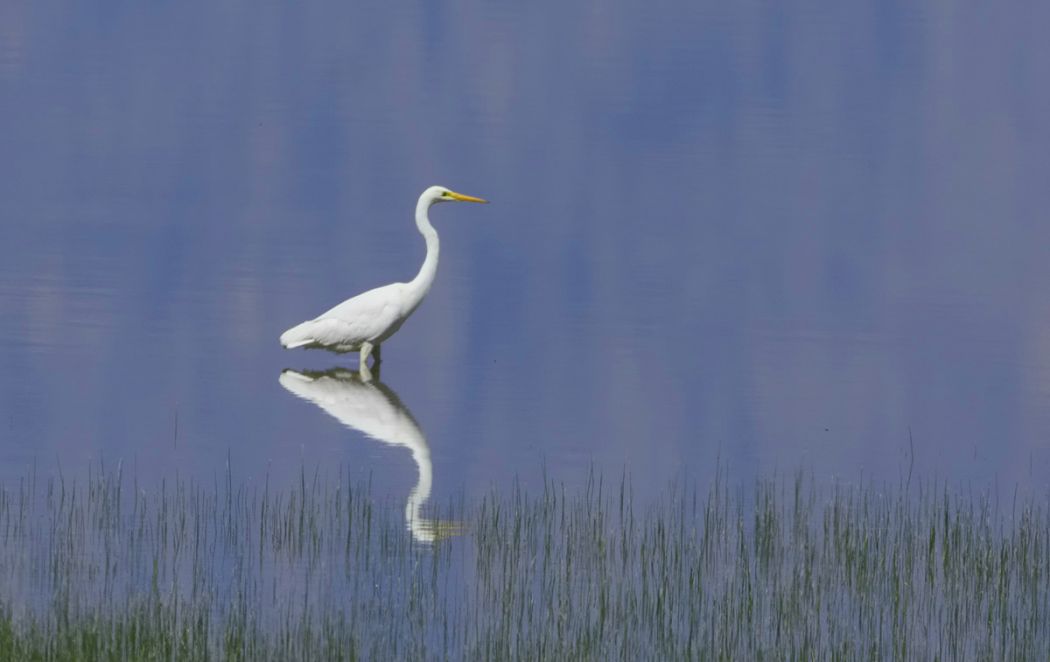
[0,466,1045,660]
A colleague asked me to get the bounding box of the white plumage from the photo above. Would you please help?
[278,368,464,543]
[279,185,487,373]
[279,284,409,351]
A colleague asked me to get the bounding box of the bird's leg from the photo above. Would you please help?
[359,342,374,373]
[358,343,374,382]
[369,344,383,380]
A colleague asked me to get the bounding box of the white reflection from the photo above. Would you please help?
[278,368,463,544]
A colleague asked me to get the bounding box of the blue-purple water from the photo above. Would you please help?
[2,0,1049,514]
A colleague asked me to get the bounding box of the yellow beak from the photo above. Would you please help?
[448,190,488,203]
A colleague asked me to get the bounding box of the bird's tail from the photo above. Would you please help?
[280,321,316,349]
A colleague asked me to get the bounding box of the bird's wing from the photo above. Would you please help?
[281,317,350,350]
[278,370,426,449]
[281,284,405,348]
[294,317,368,347]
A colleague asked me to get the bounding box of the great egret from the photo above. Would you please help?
[279,186,488,372]
[279,367,464,543]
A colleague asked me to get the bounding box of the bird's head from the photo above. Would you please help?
[424,185,488,206]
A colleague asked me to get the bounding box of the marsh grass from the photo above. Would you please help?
[0,465,1046,660]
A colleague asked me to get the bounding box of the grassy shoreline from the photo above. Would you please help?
[0,468,1047,660]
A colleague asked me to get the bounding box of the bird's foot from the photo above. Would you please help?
[359,364,373,382]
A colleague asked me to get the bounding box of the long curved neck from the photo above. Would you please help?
[405,443,433,542]
[406,197,439,306]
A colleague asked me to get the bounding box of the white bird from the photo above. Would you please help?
[280,186,487,374]
[278,368,464,543]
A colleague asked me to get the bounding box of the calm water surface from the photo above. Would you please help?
[1,1,1049,511]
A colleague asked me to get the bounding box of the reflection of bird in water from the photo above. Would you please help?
[278,367,464,544]
[279,186,488,379]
